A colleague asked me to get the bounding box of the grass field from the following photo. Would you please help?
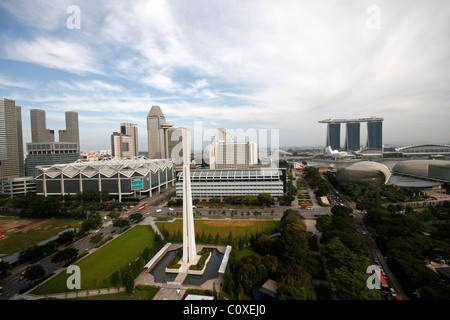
[31,225,156,295]
[156,219,279,239]
[0,217,83,255]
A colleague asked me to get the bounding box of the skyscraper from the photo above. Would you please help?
[26,109,80,177]
[147,105,167,159]
[344,122,360,151]
[0,98,24,179]
[59,111,80,152]
[326,123,341,150]
[110,123,138,159]
[120,122,138,156]
[367,121,383,149]
[147,105,176,159]
[319,117,383,152]
[30,109,55,143]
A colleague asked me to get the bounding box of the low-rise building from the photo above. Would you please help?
[176,168,286,198]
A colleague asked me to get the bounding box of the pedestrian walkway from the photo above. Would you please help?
[14,287,126,300]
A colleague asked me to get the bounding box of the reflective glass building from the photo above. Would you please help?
[367,121,383,149]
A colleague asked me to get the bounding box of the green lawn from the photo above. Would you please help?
[0,218,83,255]
[31,225,156,295]
[73,285,160,300]
[156,219,279,239]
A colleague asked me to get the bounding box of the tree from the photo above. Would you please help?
[51,248,79,264]
[257,193,274,207]
[24,264,45,281]
[278,285,316,300]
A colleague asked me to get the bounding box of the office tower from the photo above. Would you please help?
[147,105,175,159]
[59,111,80,152]
[111,130,137,159]
[30,109,55,143]
[26,109,80,177]
[326,123,341,150]
[120,122,138,157]
[25,142,79,177]
[209,128,258,169]
[147,105,166,159]
[16,105,25,176]
[344,122,360,151]
[367,121,383,149]
[0,98,24,179]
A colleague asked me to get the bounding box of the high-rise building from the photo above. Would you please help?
[344,122,360,151]
[25,109,80,177]
[59,111,80,152]
[0,98,24,179]
[147,105,178,160]
[30,109,55,143]
[25,142,79,177]
[120,122,138,156]
[326,123,341,150]
[147,105,167,159]
[209,128,258,169]
[367,121,383,149]
[319,117,383,152]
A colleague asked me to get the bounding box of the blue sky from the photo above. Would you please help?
[0,0,449,152]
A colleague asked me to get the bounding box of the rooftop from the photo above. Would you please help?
[318,117,383,123]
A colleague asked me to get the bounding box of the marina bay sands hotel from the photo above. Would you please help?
[318,117,383,151]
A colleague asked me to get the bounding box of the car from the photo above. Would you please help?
[389,288,397,297]
[356,228,360,233]
[169,208,174,211]
[366,240,371,246]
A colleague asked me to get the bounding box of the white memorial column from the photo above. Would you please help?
[181,128,197,263]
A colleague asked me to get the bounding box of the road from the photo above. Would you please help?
[327,189,409,300]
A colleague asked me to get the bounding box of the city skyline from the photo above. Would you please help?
[0,1,449,151]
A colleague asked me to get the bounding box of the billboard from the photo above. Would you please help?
[131,178,143,190]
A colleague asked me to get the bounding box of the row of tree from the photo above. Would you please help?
[303,167,333,197]
[316,205,379,300]
[364,202,450,299]
[2,191,134,220]
[222,209,317,299]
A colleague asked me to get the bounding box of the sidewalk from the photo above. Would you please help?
[14,287,126,300]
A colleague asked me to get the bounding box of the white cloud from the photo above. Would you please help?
[1,37,100,75]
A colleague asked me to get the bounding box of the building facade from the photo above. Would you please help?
[111,123,138,159]
[0,98,24,179]
[59,111,80,152]
[208,128,258,169]
[367,121,383,149]
[344,122,360,151]
[25,142,79,177]
[147,105,169,159]
[35,157,175,201]
[326,123,341,151]
[26,109,80,177]
[319,117,383,152]
[0,177,36,197]
[30,109,55,143]
[176,168,286,198]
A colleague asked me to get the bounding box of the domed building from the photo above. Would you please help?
[391,160,450,182]
[336,161,391,185]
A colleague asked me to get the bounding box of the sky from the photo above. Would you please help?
[0,0,449,152]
